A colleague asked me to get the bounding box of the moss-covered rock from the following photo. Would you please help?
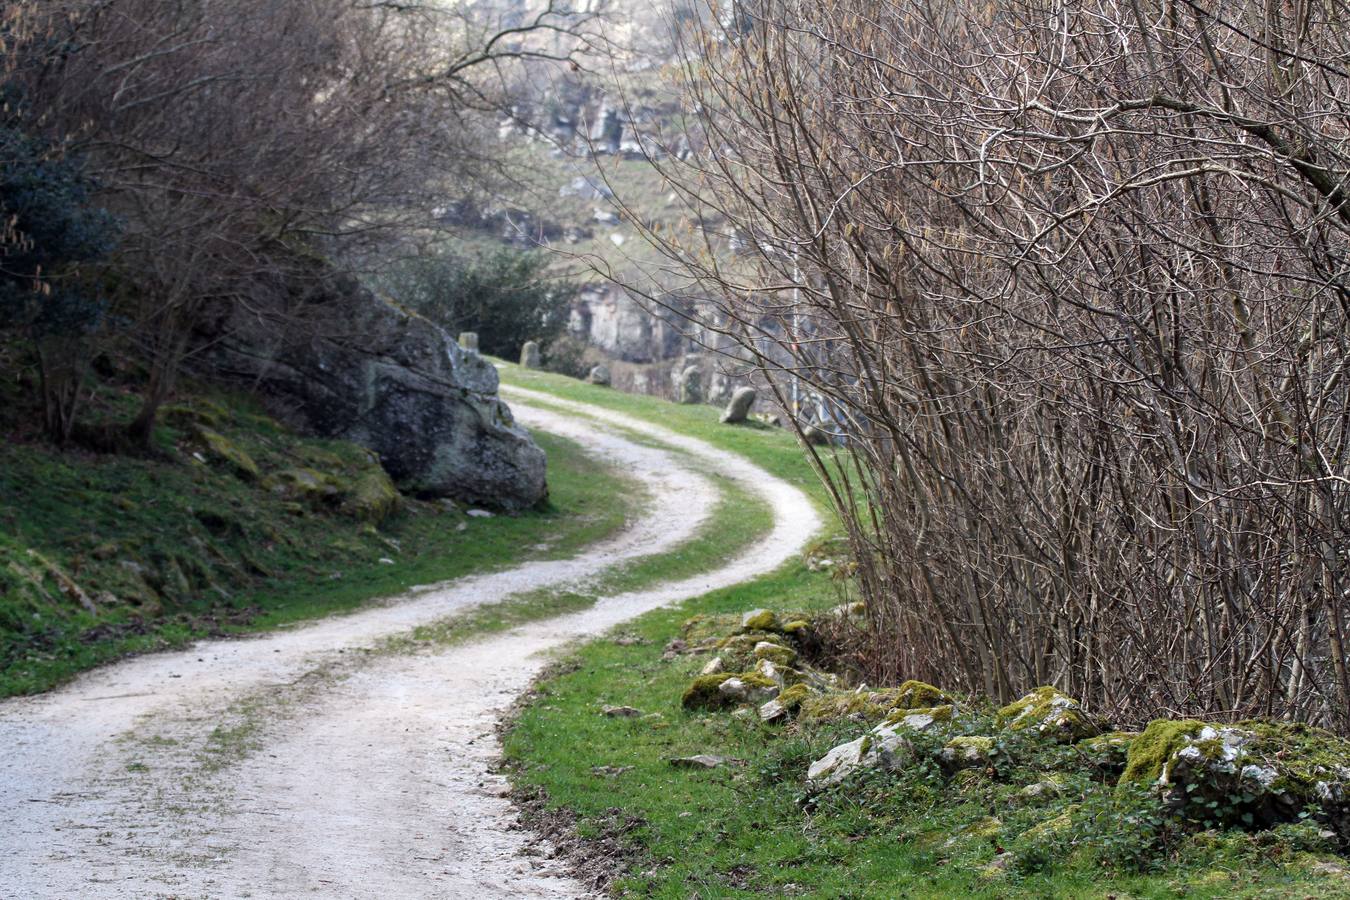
[163,400,228,430]
[799,688,904,724]
[1122,719,1350,838]
[680,612,741,645]
[996,687,1104,742]
[1119,719,1219,785]
[263,468,348,504]
[1021,806,1078,844]
[781,618,811,634]
[880,704,958,734]
[753,641,797,666]
[741,608,779,632]
[1078,731,1137,777]
[893,680,954,710]
[940,735,996,771]
[776,682,815,712]
[681,673,736,710]
[341,469,402,524]
[719,672,779,705]
[194,427,260,481]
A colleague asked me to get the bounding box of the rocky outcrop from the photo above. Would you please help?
[195,270,547,510]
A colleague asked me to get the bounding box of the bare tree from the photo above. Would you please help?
[629,0,1350,730]
[2,0,601,446]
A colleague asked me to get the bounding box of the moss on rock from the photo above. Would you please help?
[740,608,779,632]
[681,673,736,710]
[753,641,797,666]
[882,704,957,733]
[799,688,903,724]
[1120,719,1209,785]
[941,735,996,770]
[342,469,402,524]
[894,679,953,710]
[996,686,1103,742]
[195,427,260,481]
[776,682,814,712]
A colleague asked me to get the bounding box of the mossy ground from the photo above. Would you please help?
[0,378,640,696]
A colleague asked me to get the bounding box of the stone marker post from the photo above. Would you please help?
[520,341,541,369]
[720,386,757,424]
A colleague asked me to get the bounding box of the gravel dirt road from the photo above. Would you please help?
[0,391,820,898]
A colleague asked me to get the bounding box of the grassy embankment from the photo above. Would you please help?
[0,379,640,697]
[498,364,1350,898]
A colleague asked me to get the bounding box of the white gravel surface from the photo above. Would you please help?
[0,390,820,898]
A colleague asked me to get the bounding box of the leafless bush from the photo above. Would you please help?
[638,0,1350,730]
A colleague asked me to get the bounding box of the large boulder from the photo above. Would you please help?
[194,270,547,510]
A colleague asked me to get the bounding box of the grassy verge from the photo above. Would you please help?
[0,385,642,696]
[498,361,827,509]
[500,367,1350,898]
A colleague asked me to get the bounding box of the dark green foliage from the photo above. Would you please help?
[377,247,577,360]
[0,125,117,335]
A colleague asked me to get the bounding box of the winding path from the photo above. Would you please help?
[0,391,820,899]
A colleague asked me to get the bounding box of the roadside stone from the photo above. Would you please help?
[592,765,633,778]
[700,656,725,676]
[677,366,702,404]
[807,725,913,788]
[587,364,612,386]
[602,705,643,719]
[519,340,541,369]
[720,386,757,424]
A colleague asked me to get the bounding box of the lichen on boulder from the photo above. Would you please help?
[996,687,1104,741]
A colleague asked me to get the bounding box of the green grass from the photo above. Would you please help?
[0,384,643,696]
[499,361,829,509]
[500,365,1350,898]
